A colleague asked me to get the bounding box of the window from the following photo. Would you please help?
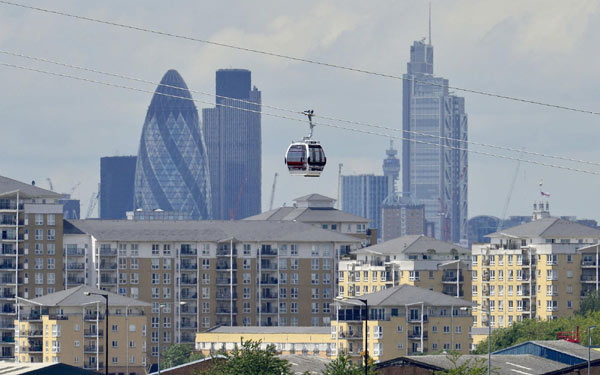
[163,244,171,256]
[112,340,118,348]
[35,214,44,225]
[112,324,118,332]
[202,259,210,270]
[152,244,160,255]
[130,273,139,284]
[323,273,331,285]
[47,229,55,241]
[567,270,573,278]
[151,288,159,299]
[152,273,160,284]
[243,244,251,256]
[279,273,287,284]
[291,302,298,313]
[291,273,298,285]
[291,288,298,299]
[35,229,43,240]
[47,214,55,226]
[312,302,319,313]
[163,273,171,284]
[47,244,55,255]
[311,273,319,285]
[279,302,287,313]
[130,258,139,270]
[443,326,450,333]
[291,259,299,270]
[243,288,250,299]
[311,258,319,270]
[311,245,319,257]
[163,258,171,270]
[290,244,298,256]
[323,302,331,313]
[151,259,159,270]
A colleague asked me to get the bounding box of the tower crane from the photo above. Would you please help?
[269,173,278,211]
[86,191,99,219]
[46,178,54,191]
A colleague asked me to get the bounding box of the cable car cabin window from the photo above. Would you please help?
[287,145,306,165]
[308,146,325,165]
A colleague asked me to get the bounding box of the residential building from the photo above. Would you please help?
[196,326,332,358]
[0,176,64,360]
[63,219,360,360]
[245,193,376,247]
[339,235,471,301]
[341,175,388,240]
[471,208,600,344]
[100,156,136,220]
[133,69,211,220]
[195,285,472,363]
[333,285,472,361]
[15,285,150,373]
[202,69,261,220]
[381,196,430,241]
[402,39,468,243]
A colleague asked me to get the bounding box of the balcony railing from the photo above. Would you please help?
[408,332,428,340]
[181,278,197,285]
[180,248,197,256]
[84,329,103,337]
[181,263,198,270]
[66,248,85,256]
[67,263,85,270]
[216,278,237,285]
[98,248,117,256]
[216,293,237,300]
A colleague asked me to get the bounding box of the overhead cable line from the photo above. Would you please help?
[1,0,599,116]
[3,48,600,168]
[2,60,600,177]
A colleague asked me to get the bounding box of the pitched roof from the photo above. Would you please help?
[293,193,335,202]
[340,284,474,308]
[496,340,600,362]
[279,354,331,374]
[0,175,61,198]
[487,217,600,239]
[0,362,101,375]
[244,207,368,223]
[353,235,469,256]
[65,219,361,243]
[28,285,150,307]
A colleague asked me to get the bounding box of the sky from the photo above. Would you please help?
[1,0,600,221]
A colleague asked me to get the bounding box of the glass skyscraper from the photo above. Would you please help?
[402,40,468,244]
[341,174,388,239]
[100,155,136,219]
[133,69,211,219]
[202,69,261,220]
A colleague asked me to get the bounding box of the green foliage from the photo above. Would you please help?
[322,353,363,375]
[160,343,204,369]
[434,352,488,375]
[207,339,292,375]
[473,310,600,354]
[578,290,600,316]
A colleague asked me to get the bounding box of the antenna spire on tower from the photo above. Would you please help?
[429,2,432,45]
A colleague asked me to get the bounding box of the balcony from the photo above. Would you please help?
[180,248,197,256]
[67,277,85,285]
[181,293,197,300]
[261,292,278,299]
[181,263,198,270]
[180,321,198,329]
[1,306,16,314]
[181,278,197,285]
[66,248,85,256]
[27,345,42,352]
[581,275,597,283]
[180,307,198,314]
[84,345,103,353]
[84,313,104,321]
[84,329,103,337]
[98,262,117,270]
[216,278,237,285]
[259,307,278,314]
[67,262,86,270]
[0,263,16,270]
[216,293,237,300]
[442,275,464,283]
[216,248,237,256]
[260,248,278,257]
[408,332,428,340]
[259,263,277,271]
[407,315,428,323]
[260,277,278,285]
[98,248,117,256]
[99,276,117,285]
[216,262,237,270]
[216,308,238,315]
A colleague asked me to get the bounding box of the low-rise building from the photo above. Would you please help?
[14,285,150,374]
[339,235,471,300]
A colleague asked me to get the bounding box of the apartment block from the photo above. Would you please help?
[195,285,472,363]
[15,286,150,374]
[0,176,64,360]
[334,286,472,360]
[63,219,360,361]
[471,214,600,343]
[339,235,471,301]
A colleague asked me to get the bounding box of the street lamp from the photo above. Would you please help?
[158,301,186,375]
[84,291,108,375]
[336,296,369,375]
[589,325,598,375]
[461,304,491,375]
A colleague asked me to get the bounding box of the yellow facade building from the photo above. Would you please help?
[15,285,150,374]
[471,209,600,346]
[339,235,472,301]
[196,285,473,363]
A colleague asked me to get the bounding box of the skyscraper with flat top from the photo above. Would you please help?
[203,69,261,220]
[402,39,468,244]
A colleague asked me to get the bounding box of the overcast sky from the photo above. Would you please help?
[1,0,600,221]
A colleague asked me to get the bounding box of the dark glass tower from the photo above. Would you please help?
[100,155,136,219]
[203,69,261,220]
[402,40,468,244]
[133,70,211,219]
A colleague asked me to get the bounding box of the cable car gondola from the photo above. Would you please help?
[285,110,327,177]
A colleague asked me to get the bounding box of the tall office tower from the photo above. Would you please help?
[99,156,136,219]
[382,140,400,196]
[402,40,468,244]
[0,175,64,360]
[202,69,261,220]
[381,196,429,241]
[341,175,388,239]
[133,70,211,219]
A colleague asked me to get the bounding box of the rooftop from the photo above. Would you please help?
[353,235,469,256]
[487,217,600,239]
[205,326,330,335]
[27,285,150,307]
[338,284,474,308]
[0,175,61,199]
[65,219,362,243]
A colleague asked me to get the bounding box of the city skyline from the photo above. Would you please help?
[2,1,600,222]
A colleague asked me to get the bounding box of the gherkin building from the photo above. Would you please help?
[133,69,211,219]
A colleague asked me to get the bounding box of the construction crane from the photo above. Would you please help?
[269,173,278,211]
[337,163,343,209]
[68,181,81,197]
[86,191,99,219]
[46,178,54,191]
[497,148,525,232]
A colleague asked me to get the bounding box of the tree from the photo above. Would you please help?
[160,343,204,369]
[206,339,292,375]
[322,354,362,375]
[578,290,600,316]
[434,352,488,375]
